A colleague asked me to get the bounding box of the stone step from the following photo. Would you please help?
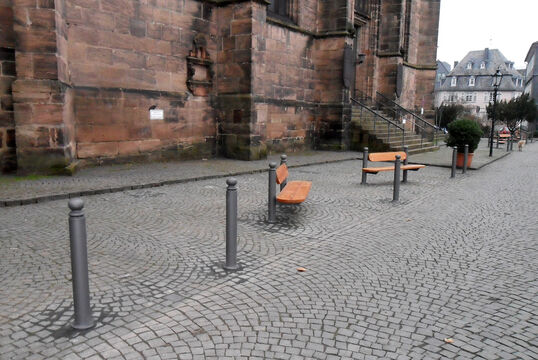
[352,104,440,155]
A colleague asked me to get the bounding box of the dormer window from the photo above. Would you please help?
[480,62,485,69]
[451,77,457,87]
[469,77,475,86]
[466,62,472,69]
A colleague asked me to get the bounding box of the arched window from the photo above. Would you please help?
[451,77,457,87]
[480,62,485,69]
[469,77,475,86]
[466,62,472,69]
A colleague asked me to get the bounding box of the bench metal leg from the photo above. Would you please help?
[361,147,369,184]
[268,162,277,223]
[224,178,239,271]
[393,155,401,202]
[403,145,409,183]
[280,154,287,191]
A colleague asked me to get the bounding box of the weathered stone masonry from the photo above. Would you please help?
[0,0,440,174]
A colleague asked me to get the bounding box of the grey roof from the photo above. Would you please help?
[436,48,524,92]
[437,60,451,74]
[525,41,538,63]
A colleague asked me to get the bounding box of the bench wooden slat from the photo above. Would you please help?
[362,164,426,174]
[362,166,394,174]
[369,151,406,162]
[277,181,312,204]
[276,164,288,185]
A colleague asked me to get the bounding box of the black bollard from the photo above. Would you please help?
[68,198,95,330]
[462,144,468,174]
[506,137,510,152]
[268,162,277,223]
[393,155,401,202]
[223,178,239,271]
[361,147,369,184]
[280,154,288,191]
[451,147,457,178]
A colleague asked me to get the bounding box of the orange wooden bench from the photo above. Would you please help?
[275,164,312,204]
[361,147,425,184]
[497,133,510,144]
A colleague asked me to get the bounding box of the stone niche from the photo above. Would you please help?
[187,34,213,97]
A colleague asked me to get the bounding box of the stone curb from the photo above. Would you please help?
[408,151,511,170]
[0,156,361,208]
[1,148,515,208]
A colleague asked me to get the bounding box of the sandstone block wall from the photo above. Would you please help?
[0,0,440,174]
[0,0,15,171]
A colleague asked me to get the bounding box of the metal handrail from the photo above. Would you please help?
[351,97,405,148]
[376,91,438,133]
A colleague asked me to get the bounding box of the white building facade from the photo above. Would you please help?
[435,48,524,124]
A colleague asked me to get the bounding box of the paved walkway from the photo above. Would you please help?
[0,139,511,206]
[0,142,536,359]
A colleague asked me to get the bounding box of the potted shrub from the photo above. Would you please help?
[446,118,482,168]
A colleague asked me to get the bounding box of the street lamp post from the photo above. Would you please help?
[489,69,503,157]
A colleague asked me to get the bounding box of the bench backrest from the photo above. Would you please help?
[276,164,288,184]
[368,151,406,162]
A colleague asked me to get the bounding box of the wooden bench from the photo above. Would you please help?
[497,133,510,145]
[361,147,425,184]
[275,163,312,204]
[268,157,312,222]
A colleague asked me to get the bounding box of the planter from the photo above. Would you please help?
[456,152,474,168]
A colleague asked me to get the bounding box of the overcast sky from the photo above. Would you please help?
[437,0,537,70]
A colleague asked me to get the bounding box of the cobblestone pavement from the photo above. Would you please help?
[1,143,537,359]
[0,139,510,205]
[0,151,359,205]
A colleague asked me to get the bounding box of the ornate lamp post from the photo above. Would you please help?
[489,69,503,157]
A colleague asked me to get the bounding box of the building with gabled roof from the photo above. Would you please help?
[434,48,524,123]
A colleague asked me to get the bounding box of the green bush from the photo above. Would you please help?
[446,118,482,153]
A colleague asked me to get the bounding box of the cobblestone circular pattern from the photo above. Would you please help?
[1,146,537,359]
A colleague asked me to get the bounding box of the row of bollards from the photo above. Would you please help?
[67,175,244,330]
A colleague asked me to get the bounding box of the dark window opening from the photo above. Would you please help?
[268,0,293,23]
[355,0,372,17]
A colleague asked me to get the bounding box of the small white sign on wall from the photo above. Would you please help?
[149,109,164,120]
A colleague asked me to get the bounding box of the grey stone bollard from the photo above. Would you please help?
[68,198,95,330]
[462,144,468,174]
[280,154,288,191]
[393,155,401,202]
[402,146,409,183]
[268,162,277,223]
[223,178,239,271]
[361,147,369,184]
[451,147,457,178]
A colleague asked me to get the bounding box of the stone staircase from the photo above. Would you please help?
[351,106,444,155]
